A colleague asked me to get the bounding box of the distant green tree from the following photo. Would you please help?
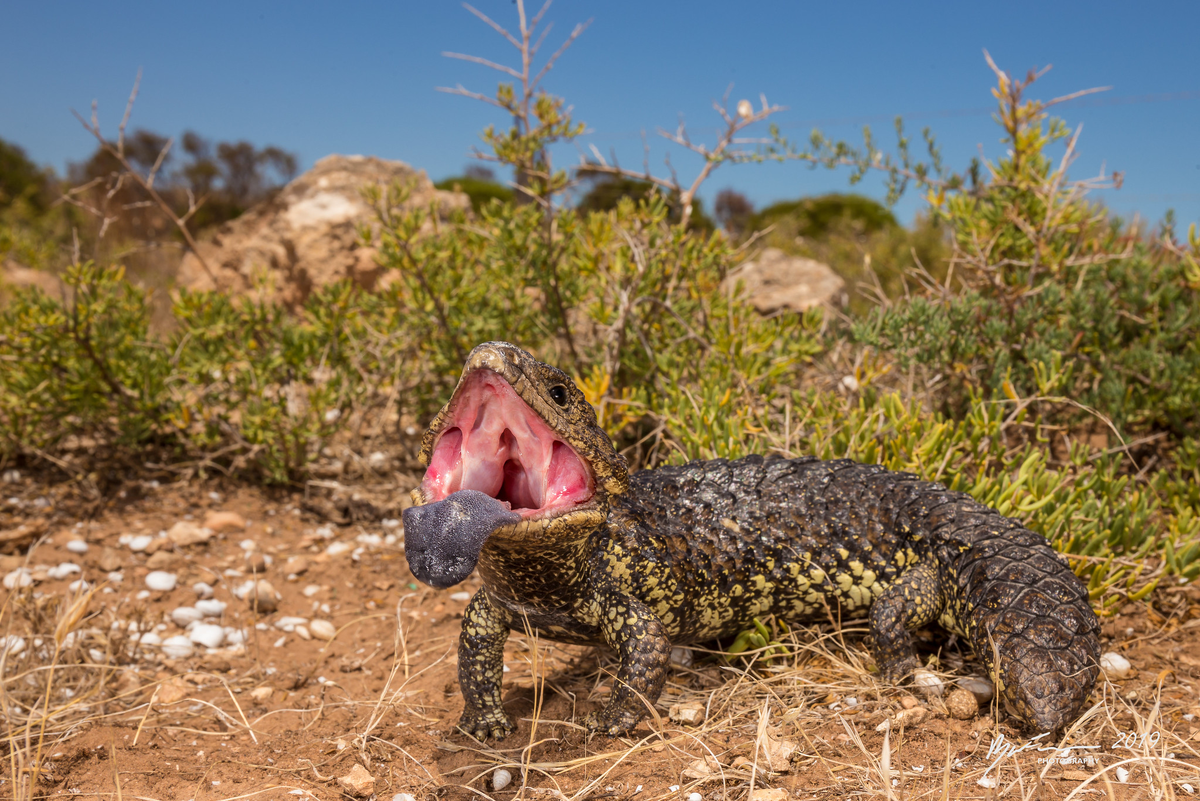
[435,165,514,213]
[576,174,715,233]
[0,138,52,213]
[748,192,898,239]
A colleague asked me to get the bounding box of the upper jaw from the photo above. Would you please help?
[415,361,597,524]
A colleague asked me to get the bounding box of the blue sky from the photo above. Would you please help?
[2,1,1197,226]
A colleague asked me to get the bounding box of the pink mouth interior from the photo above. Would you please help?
[421,370,594,518]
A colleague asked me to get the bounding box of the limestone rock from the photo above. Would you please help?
[722,247,845,313]
[178,155,470,306]
[337,764,375,797]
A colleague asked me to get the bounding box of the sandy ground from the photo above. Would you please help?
[2,476,1199,801]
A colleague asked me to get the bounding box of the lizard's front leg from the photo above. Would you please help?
[457,589,515,740]
[584,592,672,737]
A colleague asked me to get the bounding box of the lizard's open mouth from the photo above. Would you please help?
[402,367,595,588]
[420,369,595,517]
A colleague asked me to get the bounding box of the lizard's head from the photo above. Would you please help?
[402,341,629,588]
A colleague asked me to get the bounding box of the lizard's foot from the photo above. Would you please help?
[876,655,922,687]
[458,707,515,741]
[582,705,641,738]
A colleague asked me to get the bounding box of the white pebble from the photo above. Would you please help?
[449,591,471,602]
[195,599,227,617]
[977,776,998,789]
[393,794,417,801]
[145,571,177,592]
[47,562,81,580]
[3,568,32,589]
[188,624,225,648]
[1116,766,1130,783]
[1,635,26,656]
[171,607,204,627]
[192,582,214,599]
[1101,652,1132,679]
[295,625,312,640]
[239,538,257,551]
[273,636,287,648]
[88,648,105,662]
[66,539,89,554]
[913,668,945,696]
[669,786,680,793]
[68,579,90,592]
[107,571,123,584]
[959,676,996,704]
[302,584,322,597]
[492,769,512,791]
[670,646,694,667]
[224,628,247,646]
[276,616,308,632]
[231,579,256,599]
[688,794,703,801]
[325,541,352,556]
[128,535,154,552]
[381,518,400,529]
[309,619,336,641]
[136,590,151,600]
[161,635,195,659]
[137,631,162,647]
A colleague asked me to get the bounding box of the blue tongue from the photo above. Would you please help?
[402,490,521,588]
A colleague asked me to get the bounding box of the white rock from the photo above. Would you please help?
[188,624,225,648]
[161,635,195,659]
[107,571,124,584]
[688,794,703,801]
[1116,766,1129,783]
[239,538,258,551]
[381,518,400,529]
[273,636,287,648]
[47,562,81,580]
[129,534,155,552]
[3,568,32,589]
[231,579,256,600]
[66,539,89,554]
[393,794,417,801]
[309,619,336,641]
[449,591,471,603]
[913,668,945,696]
[276,616,308,632]
[670,646,694,667]
[171,607,204,627]
[302,584,322,597]
[136,631,162,647]
[977,776,998,789]
[492,769,512,791]
[136,590,151,600]
[295,625,312,641]
[959,676,996,704]
[224,628,248,646]
[368,451,388,469]
[193,582,215,599]
[68,579,90,593]
[325,541,352,556]
[1,635,26,656]
[195,599,227,617]
[145,571,178,592]
[1101,652,1132,679]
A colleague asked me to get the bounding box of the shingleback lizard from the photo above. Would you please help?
[402,341,1101,739]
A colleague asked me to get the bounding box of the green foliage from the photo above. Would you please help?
[0,138,52,212]
[434,174,514,213]
[575,175,716,233]
[749,193,898,240]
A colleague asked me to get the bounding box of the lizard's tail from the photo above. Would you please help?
[943,506,1101,732]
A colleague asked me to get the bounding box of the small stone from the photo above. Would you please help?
[47,562,81,580]
[669,701,706,725]
[309,619,337,641]
[670,646,694,667]
[959,676,995,705]
[143,537,169,554]
[189,624,224,648]
[136,631,162,647]
[876,706,928,732]
[224,628,248,645]
[66,539,89,554]
[2,568,32,589]
[683,758,716,779]
[946,687,979,720]
[336,764,375,797]
[145,571,178,592]
[98,547,123,572]
[146,550,180,570]
[1101,652,1132,679]
[748,790,788,801]
[912,668,945,696]
[393,794,417,801]
[161,635,195,659]
[167,521,213,547]
[249,686,273,702]
[193,581,215,599]
[295,625,312,641]
[492,768,512,791]
[195,599,227,617]
[245,551,267,574]
[449,591,471,602]
[899,695,920,709]
[275,616,308,632]
[203,511,246,533]
[688,794,702,801]
[248,579,278,613]
[1116,766,1130,783]
[1,635,26,656]
[325,541,352,557]
[128,534,154,552]
[283,556,310,575]
[157,676,191,704]
[171,607,204,627]
[368,451,389,470]
[302,584,323,597]
[201,654,231,672]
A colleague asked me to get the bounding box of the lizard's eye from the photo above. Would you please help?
[549,385,569,407]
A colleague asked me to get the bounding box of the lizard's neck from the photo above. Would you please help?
[475,526,598,611]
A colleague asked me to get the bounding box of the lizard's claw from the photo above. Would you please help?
[582,706,640,738]
[458,707,515,741]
